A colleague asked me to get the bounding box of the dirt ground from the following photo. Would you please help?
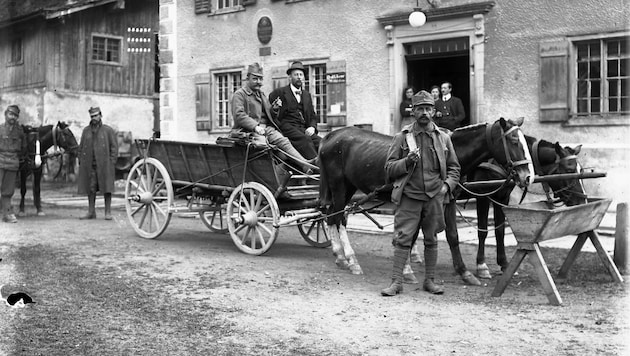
[1,195,629,355]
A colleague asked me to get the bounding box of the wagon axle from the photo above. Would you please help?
[129,191,154,204]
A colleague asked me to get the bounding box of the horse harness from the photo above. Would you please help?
[484,123,531,174]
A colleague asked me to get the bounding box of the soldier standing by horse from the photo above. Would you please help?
[381,90,460,296]
[0,105,27,223]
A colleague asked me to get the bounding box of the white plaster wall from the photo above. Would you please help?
[173,0,407,142]
[43,90,154,144]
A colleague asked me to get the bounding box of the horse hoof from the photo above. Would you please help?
[403,273,419,284]
[477,269,492,279]
[17,212,26,217]
[37,211,46,217]
[335,259,349,269]
[477,264,492,279]
[461,271,482,286]
[349,264,363,275]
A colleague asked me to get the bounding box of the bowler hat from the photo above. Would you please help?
[286,61,305,75]
[412,90,435,107]
[6,105,19,115]
[88,106,102,116]
[247,62,264,77]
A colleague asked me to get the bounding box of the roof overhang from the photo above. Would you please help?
[376,1,496,26]
[0,0,122,29]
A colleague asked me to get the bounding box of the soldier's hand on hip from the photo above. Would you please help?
[305,127,315,136]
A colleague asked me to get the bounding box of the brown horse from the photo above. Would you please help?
[18,122,78,216]
[318,118,533,283]
[465,136,586,278]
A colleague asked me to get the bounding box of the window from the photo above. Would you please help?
[205,70,242,131]
[91,35,122,64]
[575,37,628,115]
[195,0,254,15]
[539,33,629,124]
[217,0,242,10]
[304,63,327,124]
[9,37,23,65]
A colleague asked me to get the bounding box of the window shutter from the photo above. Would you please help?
[539,39,569,122]
[271,65,288,91]
[242,0,257,6]
[194,0,209,14]
[195,73,211,131]
[326,60,347,127]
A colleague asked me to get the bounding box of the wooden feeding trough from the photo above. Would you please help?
[491,198,624,305]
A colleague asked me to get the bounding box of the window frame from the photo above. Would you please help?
[7,36,23,66]
[302,61,328,124]
[211,0,244,15]
[210,67,243,132]
[567,31,629,126]
[90,33,124,66]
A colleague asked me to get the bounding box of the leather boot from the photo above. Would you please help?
[80,193,96,220]
[381,246,409,296]
[104,193,112,220]
[423,245,444,294]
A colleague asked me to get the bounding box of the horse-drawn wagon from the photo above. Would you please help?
[124,137,329,255]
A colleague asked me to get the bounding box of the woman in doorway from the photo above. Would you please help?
[430,85,440,101]
[399,87,415,128]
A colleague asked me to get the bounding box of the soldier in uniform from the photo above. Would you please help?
[0,105,27,223]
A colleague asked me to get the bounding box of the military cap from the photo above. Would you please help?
[5,105,20,115]
[247,62,264,77]
[412,90,435,107]
[88,106,102,117]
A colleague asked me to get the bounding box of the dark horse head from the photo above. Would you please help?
[531,138,586,206]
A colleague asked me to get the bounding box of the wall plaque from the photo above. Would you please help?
[257,16,273,45]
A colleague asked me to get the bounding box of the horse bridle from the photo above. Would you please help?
[532,140,587,202]
[484,123,532,181]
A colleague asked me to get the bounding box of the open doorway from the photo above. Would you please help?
[405,37,471,128]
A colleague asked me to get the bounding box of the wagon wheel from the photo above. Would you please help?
[199,205,228,233]
[298,218,331,248]
[125,158,173,239]
[227,182,280,255]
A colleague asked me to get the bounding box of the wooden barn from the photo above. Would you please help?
[0,0,158,140]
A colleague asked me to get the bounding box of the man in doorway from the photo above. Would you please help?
[269,61,321,160]
[77,106,118,220]
[231,62,316,173]
[381,90,460,296]
[434,82,466,131]
[0,105,27,223]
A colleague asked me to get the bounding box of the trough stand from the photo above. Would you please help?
[491,198,623,305]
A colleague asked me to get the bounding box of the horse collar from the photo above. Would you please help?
[52,124,59,152]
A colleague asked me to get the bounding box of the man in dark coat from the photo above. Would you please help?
[434,82,466,131]
[0,105,27,223]
[77,107,118,220]
[269,61,321,160]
